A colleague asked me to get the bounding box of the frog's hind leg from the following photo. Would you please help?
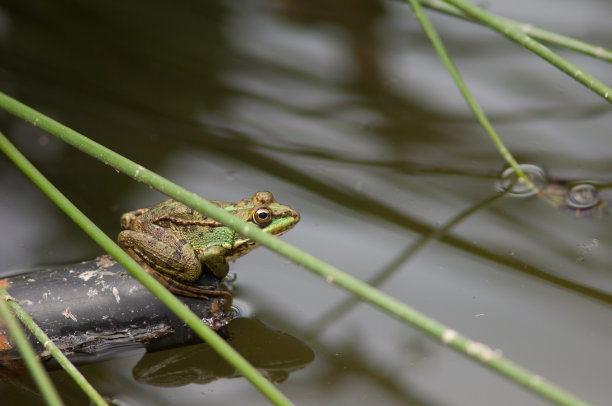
[118,229,202,282]
[118,231,231,299]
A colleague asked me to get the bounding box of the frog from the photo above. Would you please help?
[118,191,300,299]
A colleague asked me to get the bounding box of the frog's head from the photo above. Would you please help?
[227,191,300,257]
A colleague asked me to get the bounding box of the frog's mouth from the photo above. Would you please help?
[266,208,300,231]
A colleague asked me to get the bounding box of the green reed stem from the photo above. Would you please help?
[0,293,64,406]
[442,0,612,102]
[418,0,612,62]
[308,188,510,337]
[0,285,108,406]
[0,130,293,406]
[0,91,592,406]
[402,0,537,191]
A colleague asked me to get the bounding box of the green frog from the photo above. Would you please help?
[118,191,300,299]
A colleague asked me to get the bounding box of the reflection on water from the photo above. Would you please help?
[133,318,314,387]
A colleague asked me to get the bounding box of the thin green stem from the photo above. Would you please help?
[0,92,592,406]
[402,0,537,191]
[418,0,612,62]
[0,285,108,406]
[0,294,64,406]
[0,130,293,406]
[442,0,612,102]
[308,188,509,337]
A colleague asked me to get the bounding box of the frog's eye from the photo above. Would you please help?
[252,207,272,227]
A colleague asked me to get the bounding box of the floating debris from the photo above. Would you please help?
[498,164,608,217]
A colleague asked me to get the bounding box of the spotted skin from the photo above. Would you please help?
[118,191,300,299]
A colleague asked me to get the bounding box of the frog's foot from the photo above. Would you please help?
[150,270,232,300]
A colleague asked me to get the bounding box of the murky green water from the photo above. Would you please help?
[1,1,611,405]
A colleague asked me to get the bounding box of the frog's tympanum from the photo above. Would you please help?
[118,191,300,299]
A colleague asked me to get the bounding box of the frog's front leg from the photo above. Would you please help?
[118,229,202,282]
[200,245,230,279]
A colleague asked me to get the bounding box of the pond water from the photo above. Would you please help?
[1,1,612,405]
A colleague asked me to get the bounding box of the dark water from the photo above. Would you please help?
[1,1,611,405]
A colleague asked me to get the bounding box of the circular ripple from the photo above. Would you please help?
[565,184,600,209]
[498,164,547,197]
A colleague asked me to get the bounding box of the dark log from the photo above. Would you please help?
[0,255,232,368]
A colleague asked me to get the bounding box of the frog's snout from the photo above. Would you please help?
[284,208,300,226]
[291,210,300,224]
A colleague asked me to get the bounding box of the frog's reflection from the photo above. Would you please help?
[133,318,314,386]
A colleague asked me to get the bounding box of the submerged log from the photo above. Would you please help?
[0,255,233,370]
